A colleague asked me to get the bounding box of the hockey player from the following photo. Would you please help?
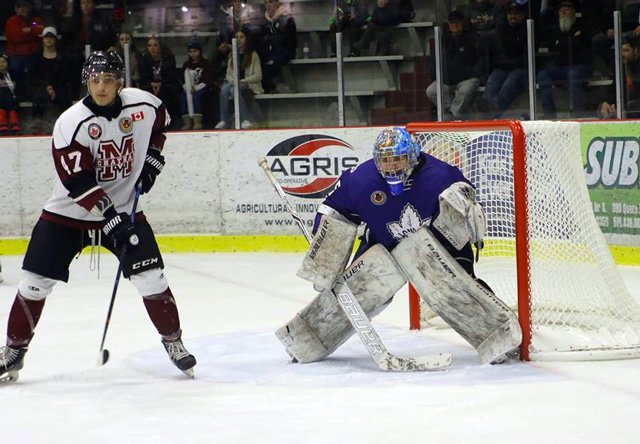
[0,51,196,382]
[277,127,522,365]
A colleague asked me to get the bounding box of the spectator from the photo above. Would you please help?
[351,0,415,56]
[598,36,640,119]
[180,39,214,130]
[27,26,72,131]
[60,0,117,99]
[580,0,615,77]
[464,0,506,37]
[482,1,529,118]
[69,0,117,51]
[583,1,640,78]
[115,29,141,87]
[537,0,592,118]
[426,10,485,120]
[621,1,640,37]
[0,1,16,35]
[216,29,264,130]
[4,0,45,100]
[328,0,369,57]
[138,36,181,128]
[217,0,263,45]
[257,0,297,93]
[0,55,22,135]
[212,0,262,88]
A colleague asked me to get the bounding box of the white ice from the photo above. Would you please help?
[1,252,640,444]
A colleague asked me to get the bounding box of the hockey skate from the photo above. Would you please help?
[0,346,27,383]
[161,337,196,378]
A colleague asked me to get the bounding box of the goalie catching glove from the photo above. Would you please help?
[432,182,486,253]
[139,146,165,195]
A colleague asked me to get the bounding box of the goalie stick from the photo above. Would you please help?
[258,157,452,372]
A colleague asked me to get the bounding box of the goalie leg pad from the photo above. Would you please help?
[276,244,406,363]
[297,214,357,292]
[391,226,522,364]
[275,313,330,363]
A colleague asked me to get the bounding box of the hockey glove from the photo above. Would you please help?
[139,147,165,195]
[103,210,139,252]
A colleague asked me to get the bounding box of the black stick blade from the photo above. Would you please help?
[97,349,110,366]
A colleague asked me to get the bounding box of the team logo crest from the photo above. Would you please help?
[386,203,431,241]
[371,190,387,205]
[119,117,133,133]
[88,123,102,139]
[263,134,359,199]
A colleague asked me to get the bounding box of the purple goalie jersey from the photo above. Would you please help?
[316,152,471,251]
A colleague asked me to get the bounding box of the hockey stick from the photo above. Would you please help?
[97,184,143,366]
[258,157,452,371]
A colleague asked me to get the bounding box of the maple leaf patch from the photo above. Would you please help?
[386,203,430,241]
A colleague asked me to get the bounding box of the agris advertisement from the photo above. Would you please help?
[225,128,377,234]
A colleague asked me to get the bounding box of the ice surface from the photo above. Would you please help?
[1,253,640,443]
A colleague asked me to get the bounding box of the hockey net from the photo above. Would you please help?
[406,120,640,361]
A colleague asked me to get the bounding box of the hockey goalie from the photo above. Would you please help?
[276,127,523,365]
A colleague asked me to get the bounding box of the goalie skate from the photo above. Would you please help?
[162,336,196,378]
[0,346,27,383]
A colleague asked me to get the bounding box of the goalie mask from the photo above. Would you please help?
[82,51,125,85]
[372,127,420,195]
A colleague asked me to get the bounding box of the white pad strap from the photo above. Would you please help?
[18,271,57,300]
[432,182,486,251]
[297,214,357,292]
[392,226,521,364]
[130,268,168,297]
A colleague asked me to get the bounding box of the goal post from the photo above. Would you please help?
[406,120,640,361]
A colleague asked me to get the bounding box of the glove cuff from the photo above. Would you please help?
[102,204,118,220]
[90,194,115,218]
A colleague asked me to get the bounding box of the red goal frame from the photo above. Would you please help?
[405,120,532,360]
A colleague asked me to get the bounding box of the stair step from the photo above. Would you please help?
[397,110,434,123]
[370,106,405,126]
[400,72,430,91]
[414,56,430,75]
[385,90,430,111]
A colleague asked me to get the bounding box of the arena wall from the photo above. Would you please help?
[1,122,639,263]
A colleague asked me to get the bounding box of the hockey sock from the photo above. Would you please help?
[6,292,46,347]
[142,288,181,338]
[0,109,7,132]
[8,110,20,132]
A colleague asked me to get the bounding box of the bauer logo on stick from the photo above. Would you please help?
[264,134,359,199]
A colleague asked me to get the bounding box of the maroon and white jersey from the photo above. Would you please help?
[43,88,169,228]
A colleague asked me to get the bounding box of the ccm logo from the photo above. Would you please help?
[132,257,159,269]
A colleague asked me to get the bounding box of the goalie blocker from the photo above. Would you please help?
[297,215,357,292]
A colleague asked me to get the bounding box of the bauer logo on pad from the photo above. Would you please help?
[264,134,358,199]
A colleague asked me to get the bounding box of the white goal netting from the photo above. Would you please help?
[409,120,640,361]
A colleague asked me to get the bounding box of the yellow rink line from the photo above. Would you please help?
[0,235,639,265]
[0,235,309,256]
